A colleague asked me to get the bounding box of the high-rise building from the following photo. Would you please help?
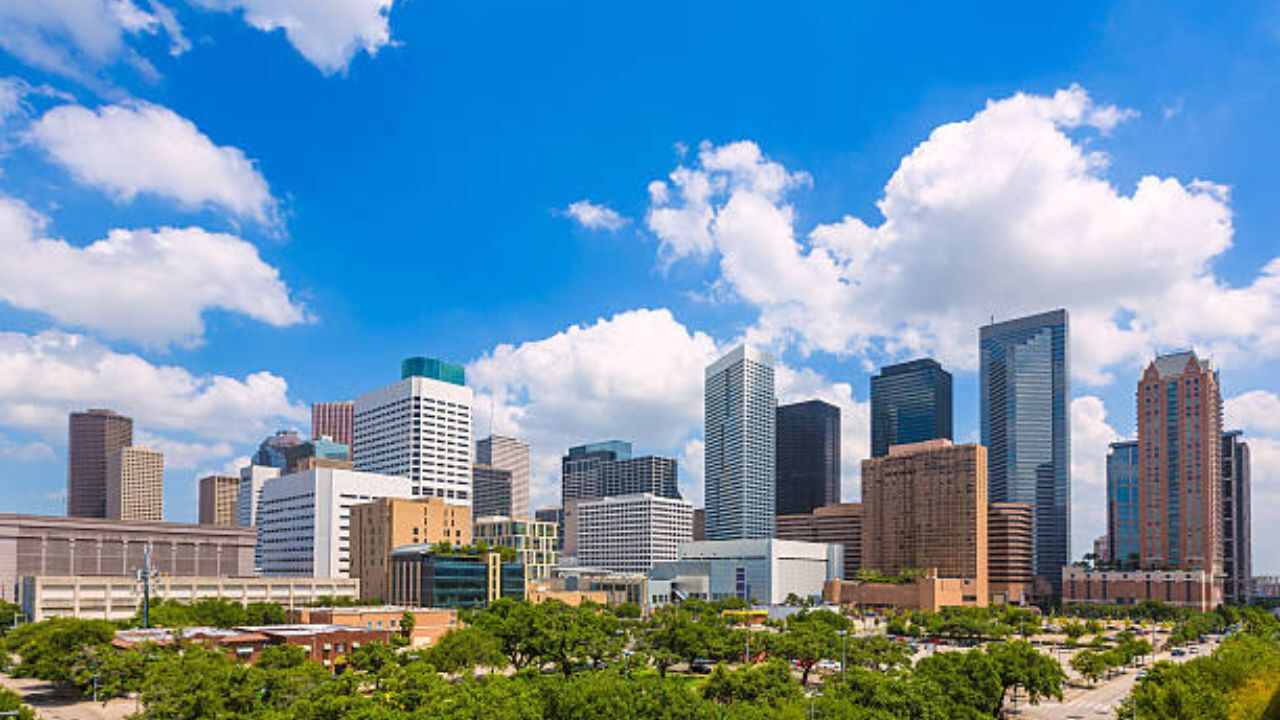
[67,409,133,518]
[692,508,706,541]
[106,446,164,522]
[860,440,987,601]
[980,309,1070,596]
[870,359,953,458]
[560,440,680,537]
[1222,431,1252,604]
[561,440,632,504]
[283,436,352,473]
[1106,440,1140,568]
[534,507,564,551]
[473,516,558,582]
[476,436,531,520]
[775,503,861,580]
[252,430,304,469]
[237,464,280,570]
[576,493,693,574]
[353,357,473,507]
[705,345,776,541]
[1136,351,1222,583]
[350,496,471,601]
[198,474,239,526]
[775,400,841,515]
[988,502,1034,605]
[1092,536,1109,564]
[472,465,516,518]
[311,401,354,448]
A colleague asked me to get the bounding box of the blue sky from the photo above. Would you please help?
[1,1,1278,572]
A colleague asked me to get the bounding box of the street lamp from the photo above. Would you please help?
[836,629,848,680]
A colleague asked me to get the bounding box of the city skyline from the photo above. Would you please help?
[0,3,1277,574]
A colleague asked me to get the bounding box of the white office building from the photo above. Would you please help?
[705,345,776,540]
[353,357,474,507]
[237,465,281,528]
[648,539,841,607]
[256,468,413,577]
[576,493,693,574]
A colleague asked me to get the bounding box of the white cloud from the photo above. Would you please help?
[189,0,399,75]
[0,195,308,347]
[1245,436,1280,574]
[562,200,629,232]
[678,438,704,506]
[29,102,280,227]
[1226,390,1280,435]
[0,434,56,462]
[646,86,1280,385]
[135,430,234,470]
[1070,396,1124,559]
[0,329,307,445]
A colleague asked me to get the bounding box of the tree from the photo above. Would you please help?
[986,640,1065,715]
[425,627,505,674]
[702,660,802,708]
[468,598,544,671]
[3,617,116,684]
[1070,649,1107,686]
[915,649,1003,717]
[400,610,416,640]
[0,688,35,720]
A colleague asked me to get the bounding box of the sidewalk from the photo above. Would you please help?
[0,674,139,720]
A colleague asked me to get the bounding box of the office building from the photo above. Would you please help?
[67,409,133,518]
[256,468,414,578]
[705,345,777,540]
[0,514,255,602]
[988,502,1034,605]
[649,539,840,606]
[237,465,280,529]
[860,440,988,602]
[283,437,352,473]
[353,357,473,506]
[1062,567,1219,611]
[349,497,471,602]
[253,430,304,469]
[692,509,705,541]
[198,475,240,527]
[311,401,354,448]
[106,446,164,522]
[472,465,516,519]
[870,359,953,458]
[576,494,693,574]
[389,546,524,608]
[775,400,841,515]
[1222,431,1252,604]
[562,441,631,503]
[1106,440,1140,568]
[980,309,1071,596]
[603,456,679,499]
[473,516,558,581]
[534,507,564,551]
[476,435,531,520]
[776,503,861,580]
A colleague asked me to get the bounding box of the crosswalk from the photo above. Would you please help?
[1020,698,1119,719]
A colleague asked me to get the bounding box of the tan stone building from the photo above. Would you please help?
[1062,566,1219,611]
[288,606,459,648]
[107,446,164,522]
[824,572,987,612]
[349,497,471,602]
[776,503,862,579]
[988,502,1034,605]
[198,475,240,526]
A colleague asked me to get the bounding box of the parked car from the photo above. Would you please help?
[691,659,713,674]
[1171,648,1186,657]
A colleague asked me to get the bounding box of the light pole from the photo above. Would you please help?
[836,629,848,680]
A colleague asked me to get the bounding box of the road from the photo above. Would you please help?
[0,674,138,720]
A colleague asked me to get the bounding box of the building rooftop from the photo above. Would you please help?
[1150,350,1210,378]
[238,624,372,636]
[885,438,957,456]
[876,358,946,376]
[400,356,465,385]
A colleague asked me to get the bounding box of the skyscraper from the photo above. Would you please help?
[106,446,164,522]
[252,430,304,469]
[476,435,531,520]
[473,464,516,518]
[561,441,632,504]
[980,309,1070,596]
[1106,440,1140,568]
[870,358,953,458]
[1137,351,1222,586]
[1222,431,1252,604]
[198,474,239,526]
[705,345,776,540]
[67,409,133,518]
[353,357,473,507]
[775,400,840,515]
[311,401,354,448]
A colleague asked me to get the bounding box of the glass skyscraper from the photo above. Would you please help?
[869,358,953,458]
[1106,440,1140,569]
[705,345,776,540]
[980,309,1070,596]
[775,400,841,515]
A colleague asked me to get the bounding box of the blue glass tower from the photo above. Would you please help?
[980,309,1071,597]
[1106,440,1140,569]
[870,358,953,458]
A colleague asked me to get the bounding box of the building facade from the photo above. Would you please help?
[253,430,304,469]
[1222,431,1252,604]
[860,440,988,602]
[649,539,840,606]
[389,547,524,608]
[1106,440,1140,568]
[283,437,352,473]
[349,497,471,602]
[980,309,1071,596]
[473,516,558,581]
[705,345,776,540]
[199,475,240,526]
[775,503,861,580]
[353,357,473,507]
[775,400,841,515]
[312,401,354,448]
[256,468,414,578]
[106,446,164,522]
[602,456,680,499]
[472,465,516,519]
[68,409,134,519]
[576,494,693,574]
[988,502,1034,605]
[476,435,531,520]
[1062,567,1220,611]
[561,441,631,505]
[870,359,953,458]
[534,507,564,551]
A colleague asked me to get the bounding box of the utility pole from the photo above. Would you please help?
[139,544,154,629]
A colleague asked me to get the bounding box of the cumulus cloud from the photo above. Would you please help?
[0,195,308,347]
[189,0,400,75]
[1070,396,1124,558]
[29,102,280,227]
[136,430,234,470]
[646,86,1280,385]
[0,434,56,462]
[0,329,308,444]
[561,200,629,232]
[1226,390,1280,435]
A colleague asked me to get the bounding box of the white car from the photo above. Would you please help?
[816,659,841,671]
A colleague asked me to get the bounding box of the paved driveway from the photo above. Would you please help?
[0,674,138,720]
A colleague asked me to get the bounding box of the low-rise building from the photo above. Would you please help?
[648,539,840,606]
[1061,567,1222,611]
[550,566,649,607]
[241,625,392,670]
[525,582,610,607]
[823,571,986,612]
[389,546,524,608]
[473,516,558,582]
[288,606,459,648]
[349,497,471,602]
